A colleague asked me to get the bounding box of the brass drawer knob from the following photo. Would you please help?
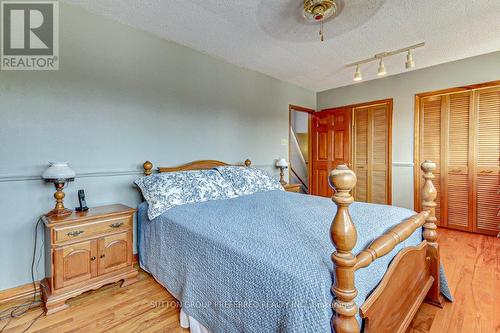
[67,230,84,237]
[109,222,124,228]
[90,256,96,261]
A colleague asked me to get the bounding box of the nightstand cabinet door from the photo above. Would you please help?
[54,240,98,289]
[98,231,132,275]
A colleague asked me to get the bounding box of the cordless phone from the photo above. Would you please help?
[76,189,89,212]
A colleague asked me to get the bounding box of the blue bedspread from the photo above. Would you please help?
[138,190,435,332]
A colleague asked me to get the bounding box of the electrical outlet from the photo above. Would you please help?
[280,138,288,146]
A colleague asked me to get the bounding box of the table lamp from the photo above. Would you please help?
[42,162,76,217]
[276,158,288,186]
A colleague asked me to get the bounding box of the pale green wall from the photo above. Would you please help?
[0,3,315,289]
[317,51,500,209]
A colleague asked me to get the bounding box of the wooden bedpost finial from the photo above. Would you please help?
[143,161,153,176]
[421,160,438,245]
[244,159,251,167]
[329,164,360,333]
[420,160,444,307]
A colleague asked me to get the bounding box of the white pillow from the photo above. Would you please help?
[135,169,237,220]
[214,166,284,196]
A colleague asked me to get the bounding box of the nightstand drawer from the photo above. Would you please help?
[54,216,132,243]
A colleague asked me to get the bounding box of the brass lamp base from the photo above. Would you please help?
[279,167,288,186]
[45,208,73,217]
[45,181,73,218]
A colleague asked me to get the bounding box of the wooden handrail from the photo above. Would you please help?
[329,160,438,333]
[290,167,308,191]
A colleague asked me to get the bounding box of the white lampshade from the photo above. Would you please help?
[42,161,76,181]
[276,158,288,168]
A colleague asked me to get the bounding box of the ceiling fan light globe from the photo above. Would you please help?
[303,0,338,22]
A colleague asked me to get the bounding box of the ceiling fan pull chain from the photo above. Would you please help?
[320,21,324,42]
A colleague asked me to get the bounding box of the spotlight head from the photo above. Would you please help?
[377,58,387,76]
[354,65,362,81]
[405,49,415,69]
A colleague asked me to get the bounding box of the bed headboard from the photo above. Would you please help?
[142,159,252,176]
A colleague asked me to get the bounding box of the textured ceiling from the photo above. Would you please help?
[64,0,500,92]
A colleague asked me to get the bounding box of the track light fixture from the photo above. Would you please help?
[346,42,424,81]
[354,65,362,81]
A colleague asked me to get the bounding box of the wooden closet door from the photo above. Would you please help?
[353,103,391,204]
[419,96,442,225]
[353,108,369,202]
[445,92,472,231]
[370,105,391,204]
[475,87,500,235]
[331,109,351,169]
[311,108,351,197]
[311,112,332,197]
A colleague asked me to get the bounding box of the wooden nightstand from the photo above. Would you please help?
[284,183,302,193]
[40,204,138,314]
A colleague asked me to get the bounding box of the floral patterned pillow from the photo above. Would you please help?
[135,169,237,220]
[214,166,284,196]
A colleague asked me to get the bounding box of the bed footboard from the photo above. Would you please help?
[329,161,442,333]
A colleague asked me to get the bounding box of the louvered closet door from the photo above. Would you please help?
[352,103,391,204]
[353,108,368,202]
[445,92,472,231]
[475,87,500,235]
[419,96,442,225]
[371,105,390,204]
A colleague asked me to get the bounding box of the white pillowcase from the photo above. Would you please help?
[135,169,237,220]
[214,166,284,196]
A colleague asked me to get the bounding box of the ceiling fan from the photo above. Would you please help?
[257,0,386,43]
[302,0,340,41]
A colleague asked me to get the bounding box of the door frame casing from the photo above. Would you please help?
[288,105,315,191]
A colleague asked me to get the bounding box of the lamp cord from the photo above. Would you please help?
[0,216,44,333]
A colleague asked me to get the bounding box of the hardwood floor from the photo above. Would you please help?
[1,228,498,333]
[406,228,499,333]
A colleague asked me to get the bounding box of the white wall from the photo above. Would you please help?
[317,51,500,209]
[0,3,315,290]
[291,111,309,134]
